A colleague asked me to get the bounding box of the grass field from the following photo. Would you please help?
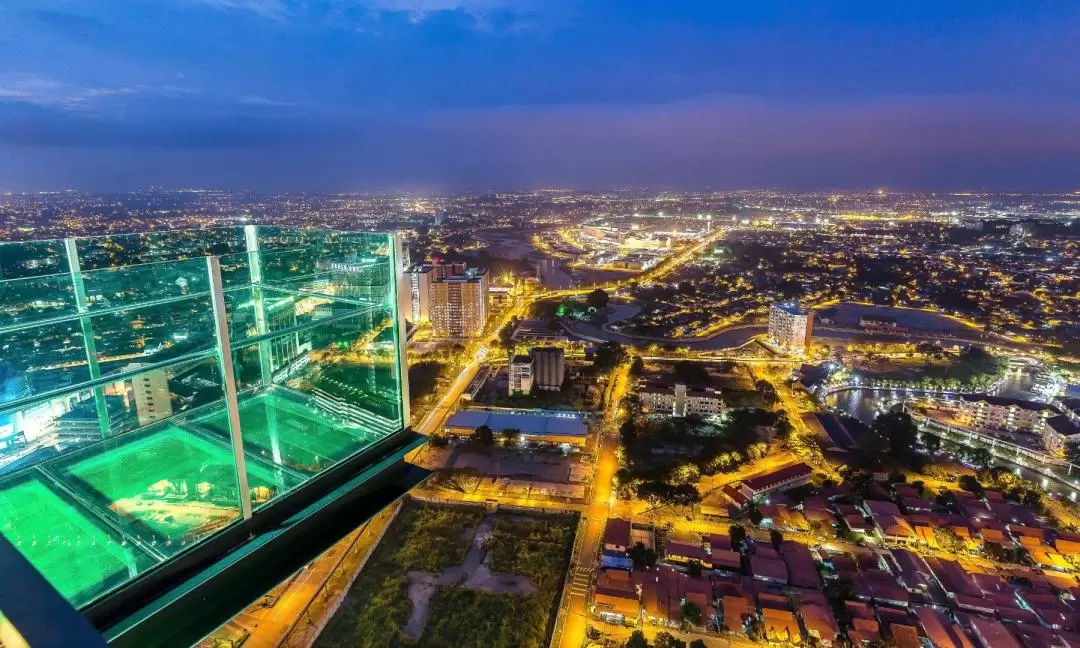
[315,499,577,648]
[0,478,155,606]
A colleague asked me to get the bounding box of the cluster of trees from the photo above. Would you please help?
[851,411,921,471]
[623,631,707,648]
[616,407,782,509]
[594,341,629,372]
[972,467,1047,510]
[850,345,1008,392]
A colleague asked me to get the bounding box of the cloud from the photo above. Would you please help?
[0,75,200,111]
[4,93,1079,190]
[239,94,306,108]
[166,0,289,20]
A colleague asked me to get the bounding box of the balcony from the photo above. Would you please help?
[0,226,420,645]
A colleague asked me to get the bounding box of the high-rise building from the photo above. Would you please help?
[509,354,534,395]
[432,260,467,280]
[123,363,173,426]
[768,301,814,356]
[530,346,565,391]
[430,267,488,338]
[405,263,434,323]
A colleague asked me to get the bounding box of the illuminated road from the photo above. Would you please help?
[554,363,628,648]
[413,361,480,437]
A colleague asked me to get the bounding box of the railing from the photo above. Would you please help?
[277,500,404,647]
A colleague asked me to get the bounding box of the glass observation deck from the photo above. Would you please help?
[0,226,412,617]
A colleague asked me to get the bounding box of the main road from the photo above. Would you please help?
[553,363,628,648]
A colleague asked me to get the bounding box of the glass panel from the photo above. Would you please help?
[215,251,252,289]
[0,239,69,279]
[90,295,217,373]
[50,425,246,555]
[0,356,226,476]
[223,286,337,347]
[233,311,403,426]
[0,273,78,329]
[74,229,246,271]
[1,320,91,407]
[80,257,211,313]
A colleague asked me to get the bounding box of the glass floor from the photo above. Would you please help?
[0,478,155,608]
[0,389,393,608]
[52,425,293,555]
[194,391,387,475]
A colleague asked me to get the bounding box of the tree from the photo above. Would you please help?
[922,432,942,455]
[475,424,494,446]
[729,524,747,548]
[586,288,610,310]
[629,542,658,569]
[755,379,779,407]
[637,481,701,509]
[872,411,919,457]
[689,641,706,648]
[770,529,784,550]
[594,341,629,372]
[500,427,521,445]
[748,508,764,525]
[746,617,766,642]
[433,467,482,493]
[629,355,645,377]
[968,447,994,470]
[653,632,686,648]
[934,527,967,554]
[680,601,703,627]
[958,474,985,497]
[855,432,890,469]
[625,630,650,648]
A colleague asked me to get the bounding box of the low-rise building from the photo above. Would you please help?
[739,462,813,500]
[443,408,588,448]
[955,395,1054,435]
[639,383,725,418]
[593,569,640,624]
[603,518,632,554]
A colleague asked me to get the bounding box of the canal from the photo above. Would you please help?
[823,370,1080,500]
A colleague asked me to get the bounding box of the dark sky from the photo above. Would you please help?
[1,0,1079,192]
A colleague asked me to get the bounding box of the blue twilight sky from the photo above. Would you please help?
[0,0,1078,192]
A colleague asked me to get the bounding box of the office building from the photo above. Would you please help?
[509,354,534,395]
[0,226,421,646]
[768,301,814,356]
[531,346,565,391]
[430,267,488,338]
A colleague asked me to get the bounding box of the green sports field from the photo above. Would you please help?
[0,479,154,607]
[55,426,286,553]
[197,392,382,474]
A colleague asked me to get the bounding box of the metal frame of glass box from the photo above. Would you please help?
[0,226,416,639]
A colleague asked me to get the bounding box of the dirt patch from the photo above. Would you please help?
[403,516,537,641]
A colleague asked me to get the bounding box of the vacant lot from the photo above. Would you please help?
[315,498,577,648]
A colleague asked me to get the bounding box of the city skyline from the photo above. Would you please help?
[2,1,1080,191]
